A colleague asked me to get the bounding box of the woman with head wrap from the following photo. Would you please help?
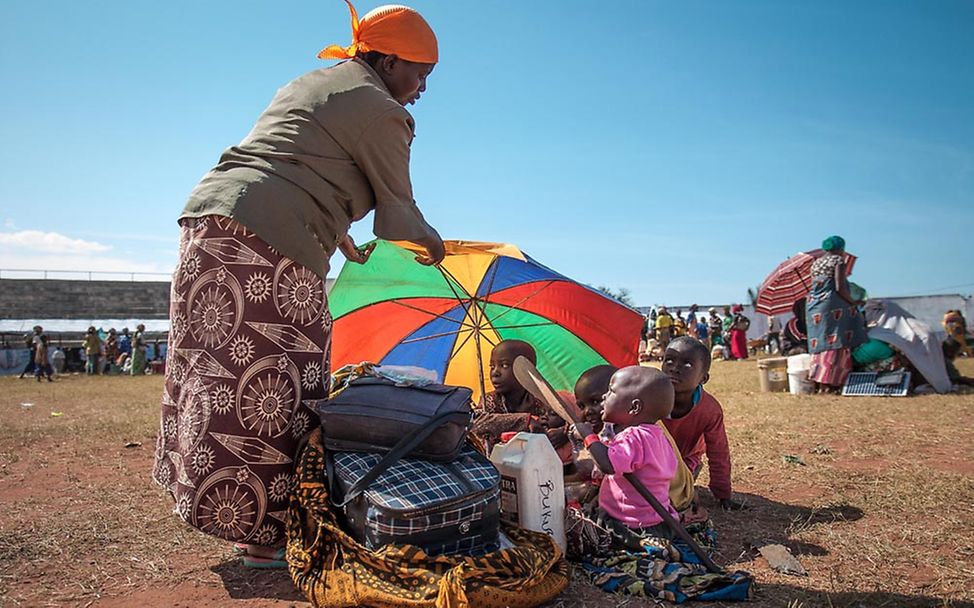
[153,1,445,567]
[728,304,750,360]
[805,236,868,392]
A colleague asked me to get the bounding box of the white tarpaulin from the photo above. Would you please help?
[864,300,950,394]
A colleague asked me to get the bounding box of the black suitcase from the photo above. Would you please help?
[318,377,472,462]
[327,446,501,556]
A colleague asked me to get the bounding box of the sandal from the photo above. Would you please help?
[231,543,249,555]
[241,553,287,569]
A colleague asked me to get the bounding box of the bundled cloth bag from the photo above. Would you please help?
[287,429,569,608]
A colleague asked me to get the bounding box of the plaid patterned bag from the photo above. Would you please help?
[328,446,501,556]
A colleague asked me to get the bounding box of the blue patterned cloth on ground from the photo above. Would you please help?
[567,507,753,603]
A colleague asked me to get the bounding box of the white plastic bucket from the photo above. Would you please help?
[787,354,812,373]
[787,354,814,395]
[788,370,814,394]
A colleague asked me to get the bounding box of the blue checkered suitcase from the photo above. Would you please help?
[329,446,501,556]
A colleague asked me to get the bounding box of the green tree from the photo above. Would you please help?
[596,285,635,307]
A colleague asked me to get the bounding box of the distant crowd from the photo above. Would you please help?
[18,324,164,381]
[640,304,759,362]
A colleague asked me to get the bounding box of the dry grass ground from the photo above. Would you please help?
[1,359,972,607]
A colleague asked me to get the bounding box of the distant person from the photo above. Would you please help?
[805,236,867,393]
[708,308,723,347]
[728,305,750,360]
[696,317,710,348]
[686,304,699,332]
[18,332,35,379]
[655,306,674,349]
[31,325,53,382]
[721,305,734,347]
[766,315,782,354]
[51,347,66,374]
[673,310,687,338]
[943,338,974,387]
[131,324,147,376]
[83,326,102,375]
[118,327,132,359]
[103,329,119,373]
[943,310,972,358]
[781,298,808,355]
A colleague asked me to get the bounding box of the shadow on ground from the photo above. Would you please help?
[757,583,974,607]
[210,559,305,602]
[703,490,865,563]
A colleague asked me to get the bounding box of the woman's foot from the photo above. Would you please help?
[242,544,284,559]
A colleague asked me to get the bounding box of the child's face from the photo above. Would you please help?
[662,342,709,393]
[575,381,608,431]
[582,404,604,431]
[600,372,633,426]
[488,346,520,394]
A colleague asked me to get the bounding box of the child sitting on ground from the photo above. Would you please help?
[574,364,695,513]
[943,338,974,387]
[661,337,745,510]
[472,339,569,455]
[571,366,679,540]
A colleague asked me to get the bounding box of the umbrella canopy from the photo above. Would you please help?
[755,249,857,315]
[329,240,643,401]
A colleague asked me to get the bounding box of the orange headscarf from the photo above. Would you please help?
[318,1,438,64]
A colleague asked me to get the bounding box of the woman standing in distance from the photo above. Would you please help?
[152,1,445,566]
[805,236,866,393]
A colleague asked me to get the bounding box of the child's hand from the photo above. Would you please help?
[546,426,569,449]
[572,422,594,440]
[719,496,747,511]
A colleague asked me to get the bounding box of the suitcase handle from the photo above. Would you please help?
[327,410,457,508]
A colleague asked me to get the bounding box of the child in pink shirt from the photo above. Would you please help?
[572,366,678,536]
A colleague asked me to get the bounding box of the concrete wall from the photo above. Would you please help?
[0,279,170,319]
[0,277,337,323]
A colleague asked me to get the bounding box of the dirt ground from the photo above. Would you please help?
[1,358,973,608]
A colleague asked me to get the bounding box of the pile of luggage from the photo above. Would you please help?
[319,375,501,556]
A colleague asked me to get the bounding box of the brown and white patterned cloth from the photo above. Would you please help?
[152,215,330,546]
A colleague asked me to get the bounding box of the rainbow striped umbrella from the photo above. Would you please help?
[755,249,857,315]
[329,240,643,401]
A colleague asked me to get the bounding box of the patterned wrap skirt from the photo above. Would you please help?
[152,215,331,546]
[808,348,853,387]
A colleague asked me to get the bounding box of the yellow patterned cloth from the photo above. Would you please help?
[287,429,569,608]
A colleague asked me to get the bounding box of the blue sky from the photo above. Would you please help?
[1,0,971,306]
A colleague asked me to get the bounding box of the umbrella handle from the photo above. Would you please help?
[622,472,724,574]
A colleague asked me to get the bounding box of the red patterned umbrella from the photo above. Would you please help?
[755,249,857,315]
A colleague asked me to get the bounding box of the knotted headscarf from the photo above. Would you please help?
[318,1,438,64]
[821,235,846,252]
